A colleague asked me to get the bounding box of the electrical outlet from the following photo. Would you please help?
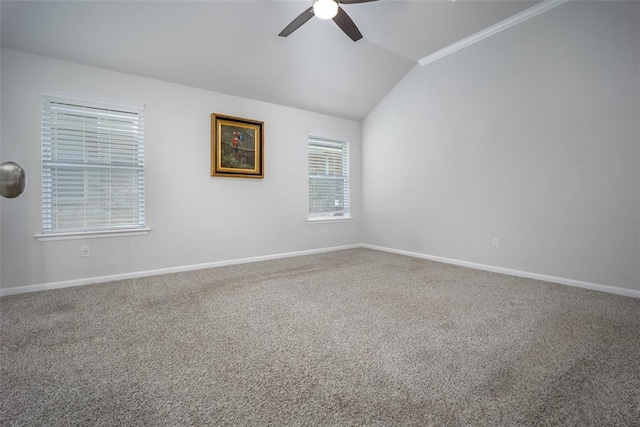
[81,245,90,257]
[492,238,499,249]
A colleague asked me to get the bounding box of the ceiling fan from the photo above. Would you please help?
[279,0,379,42]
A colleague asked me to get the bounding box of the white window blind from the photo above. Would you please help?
[308,135,349,219]
[41,92,145,234]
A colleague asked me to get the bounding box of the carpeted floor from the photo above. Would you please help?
[1,248,639,426]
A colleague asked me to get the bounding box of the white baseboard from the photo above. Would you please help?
[360,244,640,299]
[2,243,638,299]
[0,244,360,297]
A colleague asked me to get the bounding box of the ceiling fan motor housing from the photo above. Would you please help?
[279,0,377,42]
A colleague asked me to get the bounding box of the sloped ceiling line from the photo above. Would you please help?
[418,0,569,66]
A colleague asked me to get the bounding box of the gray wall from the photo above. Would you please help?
[362,1,640,292]
[0,49,362,291]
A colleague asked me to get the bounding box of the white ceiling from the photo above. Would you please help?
[0,0,539,120]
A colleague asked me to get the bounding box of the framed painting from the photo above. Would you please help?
[211,114,264,178]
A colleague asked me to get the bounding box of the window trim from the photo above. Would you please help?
[34,228,151,242]
[39,90,147,237]
[307,133,351,222]
[307,217,353,224]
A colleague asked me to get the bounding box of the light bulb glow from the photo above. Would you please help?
[313,0,339,20]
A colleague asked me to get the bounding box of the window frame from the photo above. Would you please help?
[307,134,352,222]
[35,90,149,241]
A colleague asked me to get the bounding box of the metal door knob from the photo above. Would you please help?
[0,161,27,198]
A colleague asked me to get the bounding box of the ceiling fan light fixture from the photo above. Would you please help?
[313,0,339,20]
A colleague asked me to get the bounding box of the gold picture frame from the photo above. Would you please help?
[211,114,264,178]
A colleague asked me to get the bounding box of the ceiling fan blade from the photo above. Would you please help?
[332,7,363,42]
[339,0,379,3]
[279,6,314,37]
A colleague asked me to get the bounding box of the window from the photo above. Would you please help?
[308,135,350,220]
[40,91,145,235]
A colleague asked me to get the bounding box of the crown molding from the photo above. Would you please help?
[418,0,569,67]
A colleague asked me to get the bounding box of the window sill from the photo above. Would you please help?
[34,228,151,242]
[307,216,353,224]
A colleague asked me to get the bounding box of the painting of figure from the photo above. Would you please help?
[211,114,264,178]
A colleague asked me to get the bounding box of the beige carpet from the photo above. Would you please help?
[1,248,639,426]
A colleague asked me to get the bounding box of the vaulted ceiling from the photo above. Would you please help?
[1,0,539,120]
